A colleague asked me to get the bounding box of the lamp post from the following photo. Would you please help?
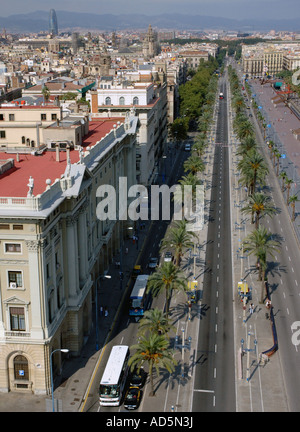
[241,326,257,382]
[174,323,192,379]
[50,348,69,412]
[162,155,167,183]
[95,274,111,350]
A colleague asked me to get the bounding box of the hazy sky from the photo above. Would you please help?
[0,0,299,20]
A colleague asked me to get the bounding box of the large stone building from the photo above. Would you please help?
[88,76,168,186]
[0,114,138,394]
[242,42,300,77]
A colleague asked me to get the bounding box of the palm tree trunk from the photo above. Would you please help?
[255,211,259,229]
[292,203,295,221]
[149,363,155,396]
[260,269,266,303]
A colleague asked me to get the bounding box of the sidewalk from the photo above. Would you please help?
[228,82,289,412]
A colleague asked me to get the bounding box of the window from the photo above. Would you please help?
[133,97,139,105]
[41,114,46,121]
[5,243,21,253]
[13,224,23,230]
[0,114,4,121]
[21,136,25,144]
[119,97,125,105]
[51,113,57,121]
[0,224,10,230]
[10,307,25,331]
[9,114,15,121]
[14,355,29,381]
[105,97,111,105]
[0,131,6,139]
[46,263,51,280]
[8,271,23,288]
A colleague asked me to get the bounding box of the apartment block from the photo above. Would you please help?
[88,77,168,186]
[0,114,138,395]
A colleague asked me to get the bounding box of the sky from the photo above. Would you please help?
[0,0,299,20]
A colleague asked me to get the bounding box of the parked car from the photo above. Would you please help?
[123,386,142,410]
[148,257,158,269]
[129,367,146,388]
[164,251,173,262]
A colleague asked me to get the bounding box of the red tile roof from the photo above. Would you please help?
[0,118,124,198]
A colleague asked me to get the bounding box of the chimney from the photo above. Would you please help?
[56,144,60,162]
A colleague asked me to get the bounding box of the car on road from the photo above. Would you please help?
[129,367,146,388]
[148,257,158,270]
[123,386,142,410]
[132,265,142,279]
[184,143,191,151]
[164,251,173,262]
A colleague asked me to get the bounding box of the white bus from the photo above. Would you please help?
[129,274,150,321]
[99,345,130,406]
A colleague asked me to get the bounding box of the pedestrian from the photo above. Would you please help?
[249,303,254,315]
[104,306,108,317]
[100,305,103,316]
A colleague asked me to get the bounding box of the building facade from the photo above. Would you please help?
[0,114,138,394]
[88,78,168,186]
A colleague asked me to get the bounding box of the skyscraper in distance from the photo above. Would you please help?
[49,9,58,36]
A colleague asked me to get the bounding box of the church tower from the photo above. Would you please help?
[143,24,158,60]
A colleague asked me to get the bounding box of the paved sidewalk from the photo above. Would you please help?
[228,82,289,412]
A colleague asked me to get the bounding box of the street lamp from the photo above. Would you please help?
[50,348,69,412]
[95,274,111,350]
[162,155,167,183]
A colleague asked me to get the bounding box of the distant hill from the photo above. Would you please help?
[0,10,299,33]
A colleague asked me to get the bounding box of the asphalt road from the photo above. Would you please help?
[85,138,190,412]
[191,77,236,412]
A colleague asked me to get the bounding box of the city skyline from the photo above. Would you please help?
[0,0,299,21]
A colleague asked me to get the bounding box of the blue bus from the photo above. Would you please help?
[129,275,150,321]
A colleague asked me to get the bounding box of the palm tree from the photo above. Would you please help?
[288,195,299,221]
[42,84,50,104]
[274,149,281,176]
[147,262,187,318]
[279,171,287,191]
[285,178,293,205]
[128,333,177,396]
[192,140,206,158]
[243,226,280,303]
[183,154,204,175]
[241,192,277,228]
[137,308,176,338]
[177,173,203,219]
[161,220,197,266]
[238,149,268,194]
[237,136,257,157]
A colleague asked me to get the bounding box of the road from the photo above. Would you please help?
[191,77,236,411]
[85,137,191,412]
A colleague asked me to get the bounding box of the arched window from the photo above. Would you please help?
[133,97,139,105]
[21,136,25,144]
[105,97,111,105]
[119,97,125,105]
[14,355,29,381]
